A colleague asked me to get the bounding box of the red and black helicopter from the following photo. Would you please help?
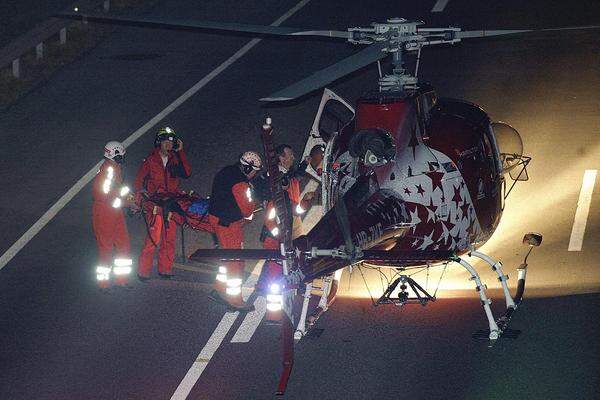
[58,9,600,394]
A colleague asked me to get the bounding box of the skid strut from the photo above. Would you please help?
[454,257,501,340]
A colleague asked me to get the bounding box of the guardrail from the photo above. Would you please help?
[0,0,111,79]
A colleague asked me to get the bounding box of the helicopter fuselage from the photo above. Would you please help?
[296,86,505,280]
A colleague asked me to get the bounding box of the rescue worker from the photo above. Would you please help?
[92,141,133,288]
[259,144,315,320]
[135,126,191,280]
[208,151,262,310]
[297,144,325,234]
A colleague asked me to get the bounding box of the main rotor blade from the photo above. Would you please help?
[458,25,600,39]
[56,12,349,39]
[261,42,388,102]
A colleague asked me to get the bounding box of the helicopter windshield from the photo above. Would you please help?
[491,122,524,178]
[318,98,355,143]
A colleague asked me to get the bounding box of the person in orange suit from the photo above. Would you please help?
[92,141,133,288]
[135,127,191,281]
[208,151,262,311]
[259,144,315,320]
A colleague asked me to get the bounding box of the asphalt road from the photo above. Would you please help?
[0,0,599,399]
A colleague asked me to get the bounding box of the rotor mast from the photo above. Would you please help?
[348,18,460,92]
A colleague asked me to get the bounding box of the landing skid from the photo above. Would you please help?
[293,272,340,342]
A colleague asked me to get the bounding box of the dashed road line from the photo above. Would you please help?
[568,169,597,251]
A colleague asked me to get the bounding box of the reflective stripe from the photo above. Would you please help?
[226,278,242,288]
[112,198,122,208]
[114,258,132,267]
[96,266,111,274]
[107,166,114,179]
[120,186,130,197]
[245,187,252,202]
[266,294,283,304]
[218,266,227,274]
[268,208,276,220]
[96,274,110,281]
[102,178,112,194]
[113,266,132,275]
[226,287,241,296]
[216,274,227,283]
[266,303,282,312]
[271,227,279,237]
[295,204,306,215]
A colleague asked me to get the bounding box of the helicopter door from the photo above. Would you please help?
[301,88,355,161]
[300,89,355,233]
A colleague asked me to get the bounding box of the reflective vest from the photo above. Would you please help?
[93,160,130,209]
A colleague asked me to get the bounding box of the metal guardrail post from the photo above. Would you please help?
[1,1,114,80]
[12,59,20,78]
[60,27,67,45]
[36,43,44,60]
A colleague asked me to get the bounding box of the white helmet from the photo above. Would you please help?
[104,141,125,160]
[240,151,262,172]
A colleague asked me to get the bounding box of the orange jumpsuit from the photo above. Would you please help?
[207,164,256,304]
[135,148,191,277]
[92,160,132,287]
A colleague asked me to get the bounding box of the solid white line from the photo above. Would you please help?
[568,169,597,251]
[0,0,311,273]
[170,311,239,400]
[0,161,102,271]
[242,260,265,299]
[230,296,267,343]
[431,0,449,13]
[231,260,266,342]
[171,258,264,399]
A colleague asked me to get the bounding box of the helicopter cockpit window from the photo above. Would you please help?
[318,99,355,142]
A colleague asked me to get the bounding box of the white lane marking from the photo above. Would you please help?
[568,169,597,251]
[242,260,264,300]
[0,0,311,273]
[230,296,267,343]
[231,259,267,342]
[431,0,449,13]
[170,311,239,400]
[0,161,102,271]
[171,258,264,399]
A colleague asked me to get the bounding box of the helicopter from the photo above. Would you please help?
[56,9,599,395]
